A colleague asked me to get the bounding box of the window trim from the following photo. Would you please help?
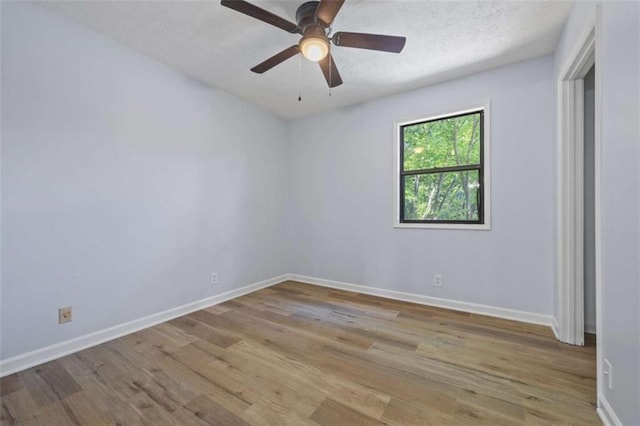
[399,110,484,225]
[393,102,491,230]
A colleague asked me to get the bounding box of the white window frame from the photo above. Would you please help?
[393,102,491,230]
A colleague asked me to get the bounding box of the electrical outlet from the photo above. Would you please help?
[433,274,443,287]
[58,307,72,324]
[211,272,219,285]
[604,359,613,389]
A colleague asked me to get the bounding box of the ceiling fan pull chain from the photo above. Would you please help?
[298,54,303,102]
[329,49,332,97]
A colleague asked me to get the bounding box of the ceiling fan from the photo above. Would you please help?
[220,0,407,88]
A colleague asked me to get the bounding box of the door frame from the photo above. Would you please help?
[556,22,595,347]
[555,9,602,395]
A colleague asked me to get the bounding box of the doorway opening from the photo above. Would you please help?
[555,24,596,347]
[583,65,596,343]
[555,17,602,412]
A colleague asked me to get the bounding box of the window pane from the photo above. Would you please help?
[403,170,480,221]
[403,112,481,171]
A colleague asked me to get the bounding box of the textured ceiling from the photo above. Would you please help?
[42,1,573,119]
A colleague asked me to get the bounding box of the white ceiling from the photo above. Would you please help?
[42,1,573,119]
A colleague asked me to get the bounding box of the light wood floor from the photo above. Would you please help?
[1,281,599,425]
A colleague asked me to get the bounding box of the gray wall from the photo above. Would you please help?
[554,2,640,423]
[1,3,289,359]
[288,57,555,316]
[599,3,640,423]
[583,66,596,334]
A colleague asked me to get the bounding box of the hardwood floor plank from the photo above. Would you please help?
[141,346,253,415]
[22,400,79,426]
[168,316,242,349]
[240,403,317,426]
[452,399,515,426]
[0,281,600,425]
[67,373,146,425]
[56,391,115,426]
[229,339,391,419]
[17,369,63,407]
[182,339,325,417]
[125,323,197,353]
[183,394,250,426]
[1,389,40,425]
[0,377,22,399]
[228,302,375,351]
[32,361,82,402]
[310,398,387,425]
[382,397,453,426]
[315,343,460,417]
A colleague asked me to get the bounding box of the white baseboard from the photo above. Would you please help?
[0,274,288,378]
[551,317,561,340]
[288,274,553,327]
[0,273,557,377]
[597,394,623,426]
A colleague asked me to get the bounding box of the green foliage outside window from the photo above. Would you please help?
[401,111,483,223]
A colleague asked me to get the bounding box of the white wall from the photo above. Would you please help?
[554,2,640,424]
[598,3,640,424]
[0,3,289,360]
[288,57,555,316]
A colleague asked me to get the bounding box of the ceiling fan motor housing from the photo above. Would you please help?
[296,1,329,37]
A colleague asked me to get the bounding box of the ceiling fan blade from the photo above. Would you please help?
[318,54,343,88]
[221,0,299,33]
[314,0,345,26]
[332,32,406,53]
[251,45,299,74]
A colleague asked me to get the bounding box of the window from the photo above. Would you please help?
[395,105,490,229]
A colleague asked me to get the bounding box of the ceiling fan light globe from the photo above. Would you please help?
[300,36,329,62]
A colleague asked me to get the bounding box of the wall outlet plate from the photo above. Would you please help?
[433,274,443,287]
[211,272,219,285]
[58,307,72,324]
[604,359,613,389]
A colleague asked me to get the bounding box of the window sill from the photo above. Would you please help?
[393,222,491,230]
